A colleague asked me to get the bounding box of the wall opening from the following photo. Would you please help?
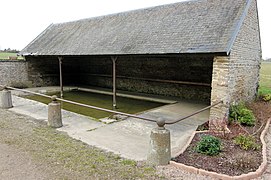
[26,54,214,103]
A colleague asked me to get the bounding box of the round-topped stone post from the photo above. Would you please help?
[48,95,62,128]
[0,86,13,109]
[147,118,171,166]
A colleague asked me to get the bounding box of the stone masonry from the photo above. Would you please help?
[27,56,60,87]
[76,55,213,103]
[0,60,29,88]
[209,0,261,129]
[25,54,214,103]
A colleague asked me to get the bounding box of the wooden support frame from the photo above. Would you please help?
[58,56,64,98]
[111,56,118,109]
[81,73,211,87]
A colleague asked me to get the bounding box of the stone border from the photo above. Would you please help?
[170,118,271,180]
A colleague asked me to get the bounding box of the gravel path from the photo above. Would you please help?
[0,143,52,180]
[0,108,271,179]
[0,109,86,180]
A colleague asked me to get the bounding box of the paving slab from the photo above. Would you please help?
[81,102,209,160]
[11,96,104,131]
[9,94,209,161]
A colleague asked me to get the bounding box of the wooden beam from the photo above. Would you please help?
[58,56,64,98]
[80,73,211,87]
[111,56,118,109]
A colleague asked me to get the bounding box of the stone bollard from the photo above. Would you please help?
[48,95,63,128]
[0,87,13,109]
[147,118,171,166]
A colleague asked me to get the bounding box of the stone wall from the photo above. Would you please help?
[209,0,261,127]
[228,0,261,103]
[26,56,60,87]
[25,54,214,102]
[0,60,29,87]
[74,55,213,102]
[209,56,231,129]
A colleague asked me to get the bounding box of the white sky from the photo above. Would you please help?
[0,0,270,59]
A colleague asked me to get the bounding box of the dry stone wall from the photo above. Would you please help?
[26,56,60,87]
[25,54,214,103]
[228,0,261,103]
[0,60,29,87]
[75,55,214,102]
[210,0,261,126]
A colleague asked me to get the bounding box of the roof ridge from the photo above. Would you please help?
[53,0,198,26]
[225,0,252,55]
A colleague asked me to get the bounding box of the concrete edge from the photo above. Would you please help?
[78,87,177,104]
[170,118,271,180]
[172,130,208,158]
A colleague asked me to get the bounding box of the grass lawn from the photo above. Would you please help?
[259,61,271,94]
[0,109,161,179]
[0,52,24,60]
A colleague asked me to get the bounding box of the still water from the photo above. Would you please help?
[26,90,164,119]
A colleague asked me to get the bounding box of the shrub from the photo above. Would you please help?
[229,103,244,122]
[262,94,271,102]
[258,87,271,102]
[234,135,260,151]
[238,109,256,126]
[229,103,256,126]
[195,135,221,156]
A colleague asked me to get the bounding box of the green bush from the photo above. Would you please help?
[195,135,221,156]
[238,109,256,126]
[229,103,256,126]
[229,103,244,123]
[258,86,271,102]
[234,135,260,151]
[262,94,271,102]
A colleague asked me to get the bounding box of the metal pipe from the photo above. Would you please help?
[3,85,156,122]
[1,85,223,125]
[58,56,64,98]
[3,86,52,99]
[166,100,223,124]
[111,56,118,109]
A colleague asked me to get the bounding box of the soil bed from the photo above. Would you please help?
[173,101,271,176]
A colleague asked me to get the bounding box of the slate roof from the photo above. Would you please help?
[20,0,251,56]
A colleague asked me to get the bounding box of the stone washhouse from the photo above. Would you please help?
[19,0,261,129]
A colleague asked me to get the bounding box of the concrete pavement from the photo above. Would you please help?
[9,93,209,161]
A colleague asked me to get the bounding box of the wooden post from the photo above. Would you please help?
[111,56,118,109]
[58,56,64,98]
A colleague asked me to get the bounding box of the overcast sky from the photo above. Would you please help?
[0,0,270,59]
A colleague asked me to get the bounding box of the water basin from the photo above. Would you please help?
[25,90,165,119]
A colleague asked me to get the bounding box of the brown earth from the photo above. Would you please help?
[173,101,271,176]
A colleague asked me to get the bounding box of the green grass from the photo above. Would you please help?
[0,110,161,179]
[259,62,271,95]
[0,52,24,60]
[31,127,158,179]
